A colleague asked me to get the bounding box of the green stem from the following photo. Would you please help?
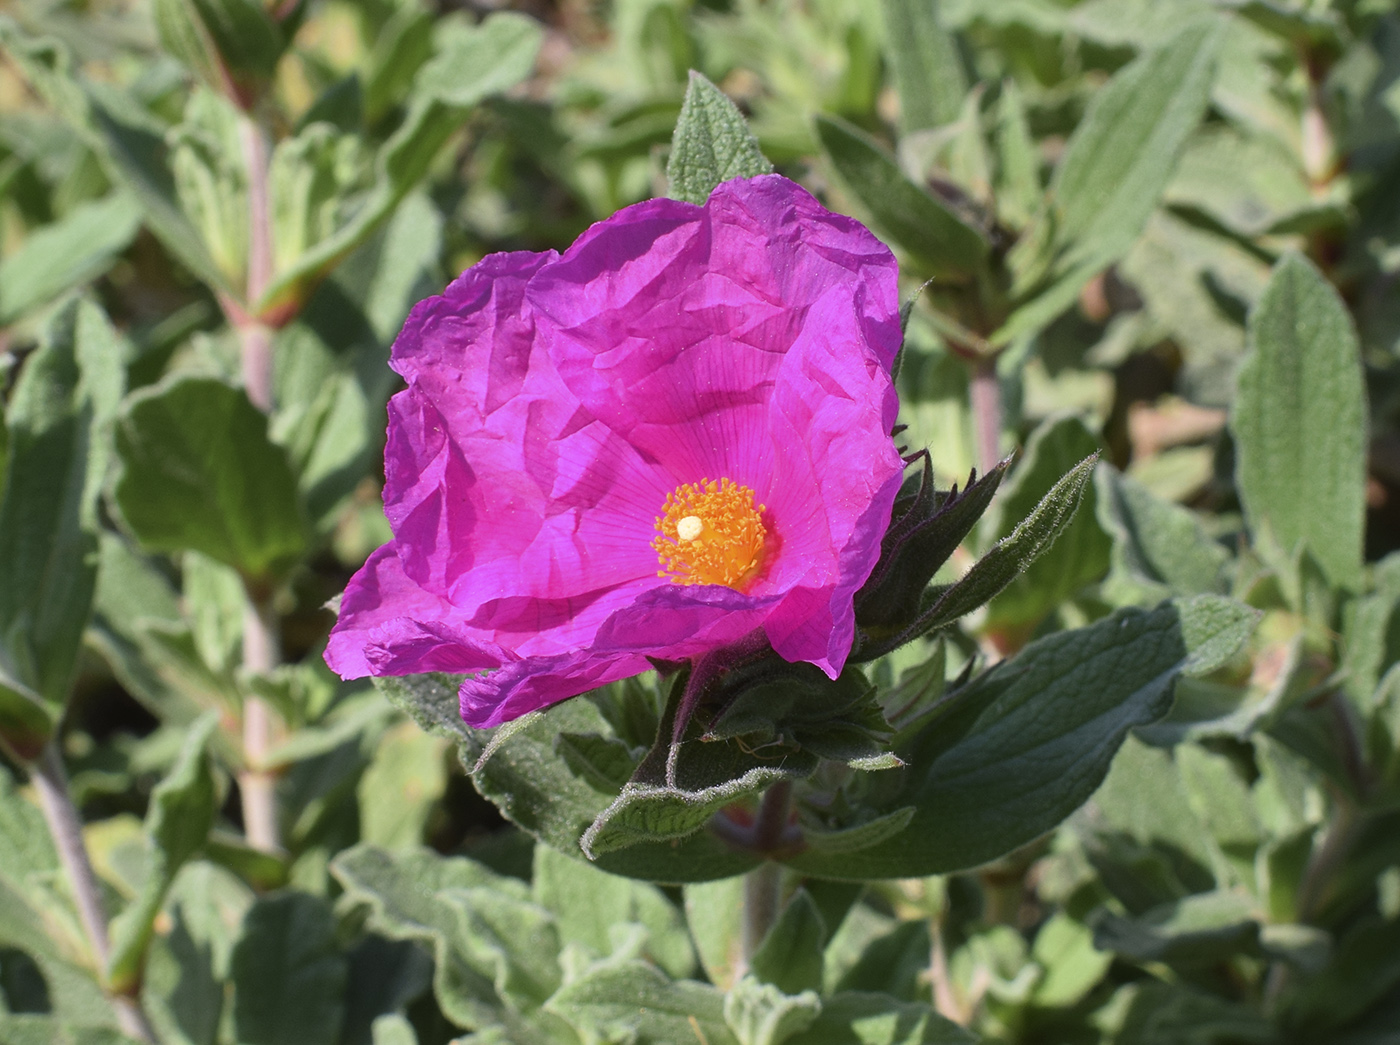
[740,781,793,961]
[32,743,157,1043]
[970,356,1003,478]
[238,594,282,854]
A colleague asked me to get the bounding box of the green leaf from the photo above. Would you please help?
[1095,465,1230,606]
[786,597,1258,878]
[546,961,739,1045]
[1176,744,1263,871]
[722,977,821,1045]
[0,1014,143,1045]
[136,861,252,1045]
[878,0,966,132]
[168,90,249,288]
[666,71,773,205]
[993,20,1220,344]
[1029,914,1111,1008]
[255,12,541,316]
[685,875,747,991]
[371,673,474,749]
[1232,253,1366,590]
[750,889,826,996]
[0,22,233,297]
[330,844,567,1033]
[816,115,988,281]
[1093,891,1260,966]
[357,721,448,850]
[151,0,284,108]
[857,450,1098,660]
[0,300,122,760]
[87,535,240,726]
[580,674,818,859]
[1051,20,1221,270]
[800,807,917,856]
[992,79,1040,230]
[0,193,141,325]
[984,416,1111,636]
[1283,917,1400,1031]
[532,845,695,979]
[371,1015,418,1045]
[110,376,309,581]
[106,714,220,993]
[1104,982,1273,1045]
[467,690,762,883]
[801,993,974,1044]
[268,122,370,280]
[856,457,1009,633]
[184,551,246,676]
[230,893,347,1045]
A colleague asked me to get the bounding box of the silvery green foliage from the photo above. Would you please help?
[2,0,1399,1043]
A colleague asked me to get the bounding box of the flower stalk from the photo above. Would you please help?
[233,109,283,854]
[739,780,793,961]
[239,593,282,853]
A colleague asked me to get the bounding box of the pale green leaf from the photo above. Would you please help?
[1232,253,1366,589]
[667,71,773,205]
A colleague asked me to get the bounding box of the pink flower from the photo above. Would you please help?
[324,175,905,728]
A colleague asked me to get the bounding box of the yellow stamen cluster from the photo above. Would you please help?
[653,477,767,590]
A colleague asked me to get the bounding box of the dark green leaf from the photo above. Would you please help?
[858,450,1098,660]
[330,844,567,1033]
[231,893,347,1045]
[0,301,122,760]
[856,457,1009,633]
[879,0,966,132]
[110,376,309,581]
[786,597,1258,877]
[462,690,761,882]
[579,674,818,859]
[666,71,773,205]
[815,115,989,280]
[1232,253,1366,590]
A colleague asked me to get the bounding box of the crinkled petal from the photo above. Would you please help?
[328,175,905,726]
[325,544,506,678]
[460,651,652,728]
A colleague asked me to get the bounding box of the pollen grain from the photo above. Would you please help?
[653,477,767,590]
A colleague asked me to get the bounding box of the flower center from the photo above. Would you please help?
[653,477,767,590]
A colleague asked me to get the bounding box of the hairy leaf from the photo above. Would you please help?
[667,71,773,205]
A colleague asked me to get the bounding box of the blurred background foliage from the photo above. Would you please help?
[3,0,1400,1043]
